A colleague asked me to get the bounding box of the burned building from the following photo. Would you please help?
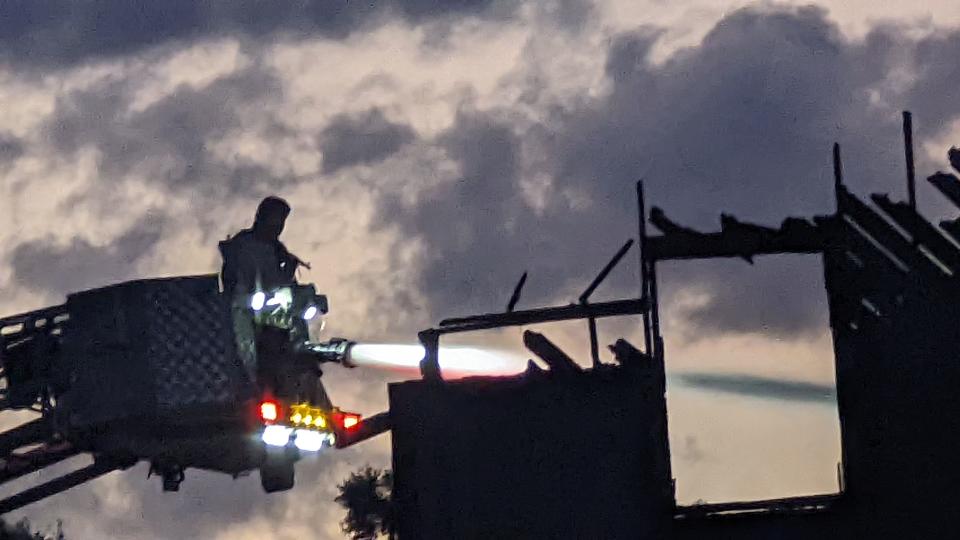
[387,119,960,538]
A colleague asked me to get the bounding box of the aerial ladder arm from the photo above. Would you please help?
[0,456,135,515]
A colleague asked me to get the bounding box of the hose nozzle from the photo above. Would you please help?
[307,338,356,367]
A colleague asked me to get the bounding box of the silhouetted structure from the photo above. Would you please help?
[0,276,384,510]
[391,353,671,539]
[389,117,960,538]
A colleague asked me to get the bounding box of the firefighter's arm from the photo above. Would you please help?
[277,242,311,279]
[218,240,237,293]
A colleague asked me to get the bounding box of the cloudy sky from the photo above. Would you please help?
[3,0,960,538]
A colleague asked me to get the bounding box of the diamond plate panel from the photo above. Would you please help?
[143,277,245,411]
[64,275,248,428]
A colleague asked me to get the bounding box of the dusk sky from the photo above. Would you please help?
[2,1,960,538]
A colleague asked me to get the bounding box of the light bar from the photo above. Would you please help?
[289,403,329,429]
[251,292,266,311]
[262,425,292,447]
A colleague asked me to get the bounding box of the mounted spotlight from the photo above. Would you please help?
[294,429,324,452]
[302,293,328,321]
[261,425,292,447]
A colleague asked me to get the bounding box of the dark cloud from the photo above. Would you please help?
[551,5,889,227]
[676,372,836,405]
[379,108,638,317]
[380,6,960,335]
[665,255,830,340]
[320,109,416,174]
[45,65,286,201]
[0,133,23,164]
[0,0,509,68]
[533,0,595,32]
[9,215,165,296]
[903,32,960,134]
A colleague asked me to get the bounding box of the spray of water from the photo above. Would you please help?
[349,343,527,378]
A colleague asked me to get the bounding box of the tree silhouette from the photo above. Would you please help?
[335,467,394,540]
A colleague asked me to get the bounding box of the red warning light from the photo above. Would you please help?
[332,409,362,431]
[260,401,279,422]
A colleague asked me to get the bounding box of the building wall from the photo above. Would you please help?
[389,190,960,539]
[821,198,960,537]
[389,357,672,540]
